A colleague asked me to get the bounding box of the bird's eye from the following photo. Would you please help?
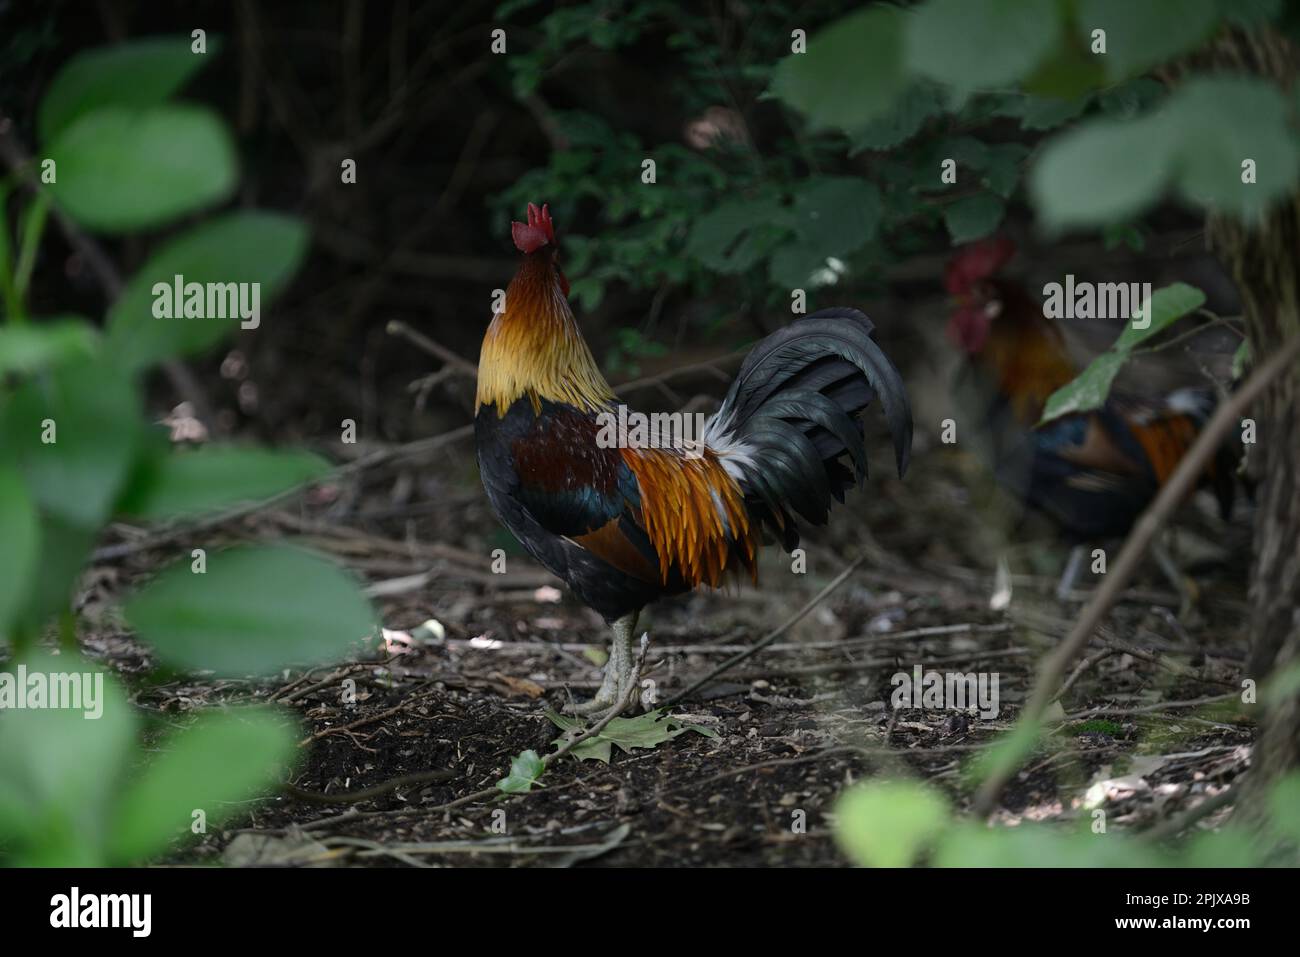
[984,299,1003,319]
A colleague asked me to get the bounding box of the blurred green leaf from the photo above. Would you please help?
[944,193,1006,244]
[0,317,97,375]
[0,654,136,866]
[907,0,1062,92]
[1032,76,1299,228]
[1039,284,1207,424]
[1231,339,1252,379]
[964,717,1047,787]
[1097,77,1166,119]
[0,467,40,634]
[38,35,219,143]
[0,358,141,527]
[685,197,789,273]
[1040,350,1127,423]
[106,212,308,371]
[109,706,296,863]
[835,780,950,867]
[981,144,1030,198]
[1075,0,1219,81]
[1182,826,1264,867]
[13,513,95,634]
[1216,0,1282,26]
[1030,111,1177,228]
[47,105,237,233]
[1113,282,1206,350]
[934,821,1163,867]
[124,545,375,676]
[1167,77,1300,219]
[119,446,330,520]
[770,7,907,131]
[789,176,882,256]
[850,83,947,152]
[1268,774,1300,844]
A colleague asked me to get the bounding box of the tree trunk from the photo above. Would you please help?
[1205,28,1300,821]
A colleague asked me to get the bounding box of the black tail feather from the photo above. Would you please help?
[711,308,913,542]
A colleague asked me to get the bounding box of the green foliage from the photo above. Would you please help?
[0,468,39,631]
[0,653,294,866]
[0,35,374,864]
[37,35,219,142]
[835,772,1300,867]
[124,546,375,676]
[546,709,717,763]
[1,358,144,528]
[47,105,237,233]
[0,317,97,374]
[108,706,295,862]
[106,212,308,371]
[907,0,1063,93]
[943,193,1006,243]
[1041,283,1207,423]
[770,7,907,130]
[118,446,329,519]
[1033,76,1300,228]
[1076,0,1219,81]
[834,780,950,867]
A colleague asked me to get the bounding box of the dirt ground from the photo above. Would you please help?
[79,434,1255,868]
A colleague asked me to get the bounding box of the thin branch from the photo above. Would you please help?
[386,319,478,376]
[661,553,868,708]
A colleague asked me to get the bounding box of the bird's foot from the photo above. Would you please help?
[565,619,647,721]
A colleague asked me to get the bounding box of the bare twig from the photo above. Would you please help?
[661,553,868,708]
[92,424,474,561]
[281,767,456,805]
[386,319,478,377]
[1142,788,1237,842]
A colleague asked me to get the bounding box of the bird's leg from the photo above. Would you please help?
[1055,544,1088,602]
[1152,536,1199,619]
[568,612,640,717]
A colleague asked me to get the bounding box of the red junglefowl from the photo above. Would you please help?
[944,237,1236,607]
[476,203,912,716]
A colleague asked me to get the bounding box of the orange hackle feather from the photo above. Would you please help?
[620,446,757,588]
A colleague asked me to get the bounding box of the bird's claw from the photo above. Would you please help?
[564,623,646,720]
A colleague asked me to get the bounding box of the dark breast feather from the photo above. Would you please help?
[475,397,680,622]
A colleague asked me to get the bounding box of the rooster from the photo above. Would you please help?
[944,237,1236,605]
[476,203,912,716]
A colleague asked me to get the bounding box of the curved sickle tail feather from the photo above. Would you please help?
[702,308,913,548]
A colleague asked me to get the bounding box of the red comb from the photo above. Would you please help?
[944,237,1015,295]
[511,202,557,254]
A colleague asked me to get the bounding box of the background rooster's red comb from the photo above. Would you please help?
[944,237,1015,295]
[512,202,557,253]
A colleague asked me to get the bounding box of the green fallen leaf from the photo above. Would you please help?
[497,749,545,793]
[546,709,717,764]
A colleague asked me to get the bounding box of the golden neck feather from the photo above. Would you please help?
[475,254,616,416]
